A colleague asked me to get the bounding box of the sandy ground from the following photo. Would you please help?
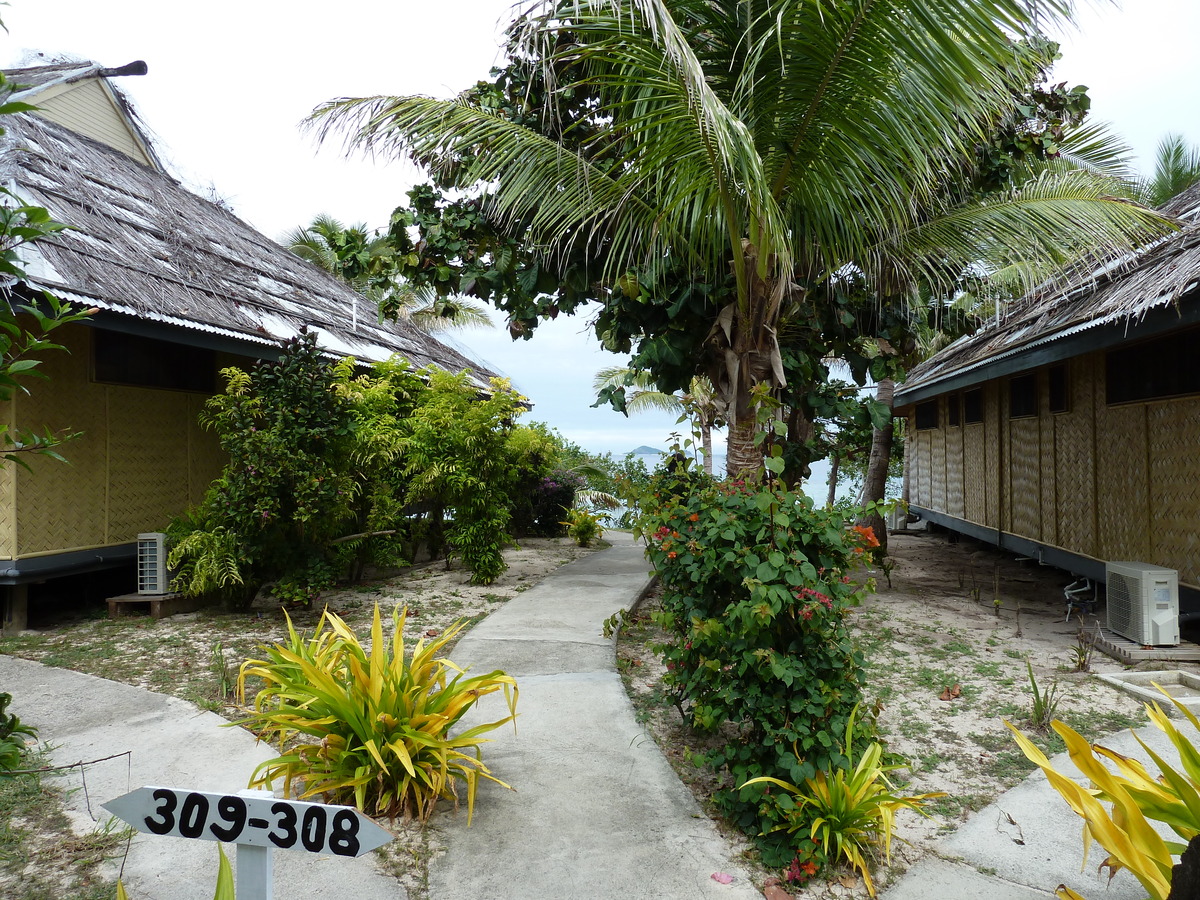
[4,529,1195,899]
[617,527,1187,898]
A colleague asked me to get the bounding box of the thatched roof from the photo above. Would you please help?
[895,187,1200,406]
[2,62,496,383]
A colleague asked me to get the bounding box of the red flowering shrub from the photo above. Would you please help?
[636,468,880,866]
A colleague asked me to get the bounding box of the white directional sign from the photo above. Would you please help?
[103,786,393,858]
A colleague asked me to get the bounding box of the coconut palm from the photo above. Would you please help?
[594,366,722,474]
[312,0,1168,475]
[285,215,492,332]
[1140,133,1200,208]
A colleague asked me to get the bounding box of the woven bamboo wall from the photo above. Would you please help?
[14,326,109,554]
[914,422,932,506]
[1054,357,1096,558]
[106,385,191,539]
[0,401,13,558]
[1147,397,1200,586]
[985,384,1003,527]
[1008,416,1042,541]
[930,416,947,511]
[945,415,965,518]
[909,350,1200,589]
[1039,390,1057,548]
[188,393,224,498]
[1093,370,1150,564]
[11,323,224,558]
[962,419,986,523]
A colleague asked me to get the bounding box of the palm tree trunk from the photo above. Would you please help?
[857,379,895,554]
[701,419,714,476]
[726,414,760,478]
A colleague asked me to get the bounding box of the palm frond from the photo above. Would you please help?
[872,168,1174,296]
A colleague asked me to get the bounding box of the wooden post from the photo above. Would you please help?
[2,584,28,635]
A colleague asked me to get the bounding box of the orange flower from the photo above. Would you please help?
[668,551,677,559]
[851,524,880,548]
[689,513,699,522]
[801,861,818,876]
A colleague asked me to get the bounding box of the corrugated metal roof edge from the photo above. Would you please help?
[894,292,1200,408]
[24,281,493,389]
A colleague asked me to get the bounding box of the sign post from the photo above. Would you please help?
[103,785,393,900]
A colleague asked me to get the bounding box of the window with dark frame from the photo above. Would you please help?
[963,388,984,424]
[1009,373,1038,418]
[1048,364,1069,413]
[914,399,939,430]
[93,330,218,393]
[947,392,961,426]
[1106,328,1200,404]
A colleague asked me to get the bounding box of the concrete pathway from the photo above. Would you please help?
[1,532,760,899]
[424,530,761,899]
[5,531,1183,900]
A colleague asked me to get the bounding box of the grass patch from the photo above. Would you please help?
[926,793,991,821]
[0,751,126,899]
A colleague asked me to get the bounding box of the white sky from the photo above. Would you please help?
[2,0,1197,457]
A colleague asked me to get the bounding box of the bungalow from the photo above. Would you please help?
[0,60,493,631]
[893,186,1200,621]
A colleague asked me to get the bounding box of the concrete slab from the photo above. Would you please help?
[880,857,1055,899]
[428,533,761,900]
[881,718,1185,899]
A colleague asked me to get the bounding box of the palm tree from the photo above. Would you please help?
[1140,134,1200,208]
[312,0,1167,475]
[594,366,723,474]
[285,215,492,332]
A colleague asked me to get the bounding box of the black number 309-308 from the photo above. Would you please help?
[142,788,361,856]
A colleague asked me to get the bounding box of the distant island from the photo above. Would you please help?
[630,445,663,455]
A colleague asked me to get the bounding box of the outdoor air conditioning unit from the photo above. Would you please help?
[1105,561,1179,646]
[137,533,170,595]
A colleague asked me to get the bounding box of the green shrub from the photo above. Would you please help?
[0,692,37,772]
[563,508,603,547]
[168,330,357,608]
[399,371,525,584]
[638,472,879,863]
[237,604,517,823]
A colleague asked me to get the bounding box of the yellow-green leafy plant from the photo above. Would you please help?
[1007,685,1200,900]
[117,844,234,899]
[237,604,518,823]
[563,508,603,547]
[741,706,945,897]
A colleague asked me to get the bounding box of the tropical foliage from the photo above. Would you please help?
[742,706,944,897]
[636,457,882,864]
[0,692,38,773]
[1139,134,1200,208]
[312,0,1168,478]
[1008,687,1200,900]
[237,605,517,823]
[285,214,491,332]
[168,331,538,605]
[396,369,525,584]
